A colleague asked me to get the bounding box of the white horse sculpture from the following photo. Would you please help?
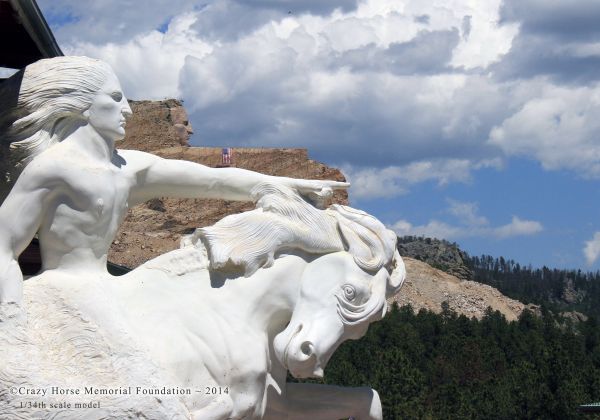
[0,185,405,420]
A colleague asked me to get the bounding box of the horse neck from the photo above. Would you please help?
[234,254,307,333]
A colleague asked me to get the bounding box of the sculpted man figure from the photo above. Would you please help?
[0,56,406,419]
[0,56,345,308]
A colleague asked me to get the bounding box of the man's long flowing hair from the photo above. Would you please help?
[0,56,112,202]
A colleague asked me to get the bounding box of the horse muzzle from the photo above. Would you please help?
[274,321,338,379]
[285,337,324,378]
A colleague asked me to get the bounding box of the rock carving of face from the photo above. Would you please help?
[86,71,132,142]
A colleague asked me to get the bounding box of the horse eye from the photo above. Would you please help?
[112,92,123,102]
[343,285,355,301]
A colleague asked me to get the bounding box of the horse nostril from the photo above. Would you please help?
[300,341,313,357]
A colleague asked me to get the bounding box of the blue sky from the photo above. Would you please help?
[35,0,600,271]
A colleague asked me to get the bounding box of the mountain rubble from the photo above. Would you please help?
[389,258,537,321]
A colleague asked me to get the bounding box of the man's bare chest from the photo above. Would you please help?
[49,168,132,226]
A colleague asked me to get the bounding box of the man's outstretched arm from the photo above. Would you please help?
[121,149,348,206]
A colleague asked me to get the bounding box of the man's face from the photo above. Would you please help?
[87,71,132,142]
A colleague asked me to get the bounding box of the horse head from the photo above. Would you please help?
[272,205,406,379]
[192,185,407,379]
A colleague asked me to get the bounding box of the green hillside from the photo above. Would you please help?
[317,305,600,419]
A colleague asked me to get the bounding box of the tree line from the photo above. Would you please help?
[310,305,600,419]
[470,254,600,318]
[291,237,600,418]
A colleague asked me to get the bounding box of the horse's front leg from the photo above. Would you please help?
[266,382,382,420]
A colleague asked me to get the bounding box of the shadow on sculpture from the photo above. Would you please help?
[0,57,406,419]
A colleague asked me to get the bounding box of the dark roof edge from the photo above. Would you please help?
[9,0,63,59]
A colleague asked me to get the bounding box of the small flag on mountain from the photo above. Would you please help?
[221,147,232,166]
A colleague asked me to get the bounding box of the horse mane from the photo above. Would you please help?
[184,183,398,279]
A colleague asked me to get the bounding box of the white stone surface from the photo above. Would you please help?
[0,56,406,419]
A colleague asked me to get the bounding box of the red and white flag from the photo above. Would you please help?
[222,147,232,165]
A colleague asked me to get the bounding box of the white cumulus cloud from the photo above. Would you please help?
[584,232,600,265]
[37,0,600,186]
[65,13,213,100]
[41,0,525,171]
[391,200,543,240]
[489,82,600,178]
[492,216,544,239]
[392,219,464,240]
[342,159,502,200]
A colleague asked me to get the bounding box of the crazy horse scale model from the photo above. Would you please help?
[0,57,406,420]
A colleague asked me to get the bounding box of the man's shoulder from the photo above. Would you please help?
[19,153,61,178]
[17,149,82,189]
[116,149,161,169]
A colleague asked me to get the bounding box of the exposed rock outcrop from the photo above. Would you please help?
[559,310,588,323]
[559,278,586,304]
[397,236,473,281]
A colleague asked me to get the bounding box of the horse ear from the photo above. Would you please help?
[336,216,386,272]
[335,218,350,251]
[387,249,406,297]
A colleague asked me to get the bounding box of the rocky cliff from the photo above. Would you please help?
[397,236,473,281]
[121,99,194,149]
[391,258,535,321]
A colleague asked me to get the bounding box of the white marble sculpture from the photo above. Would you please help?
[0,57,406,419]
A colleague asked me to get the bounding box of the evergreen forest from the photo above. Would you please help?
[316,305,600,419]
[470,255,600,319]
[292,238,600,418]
